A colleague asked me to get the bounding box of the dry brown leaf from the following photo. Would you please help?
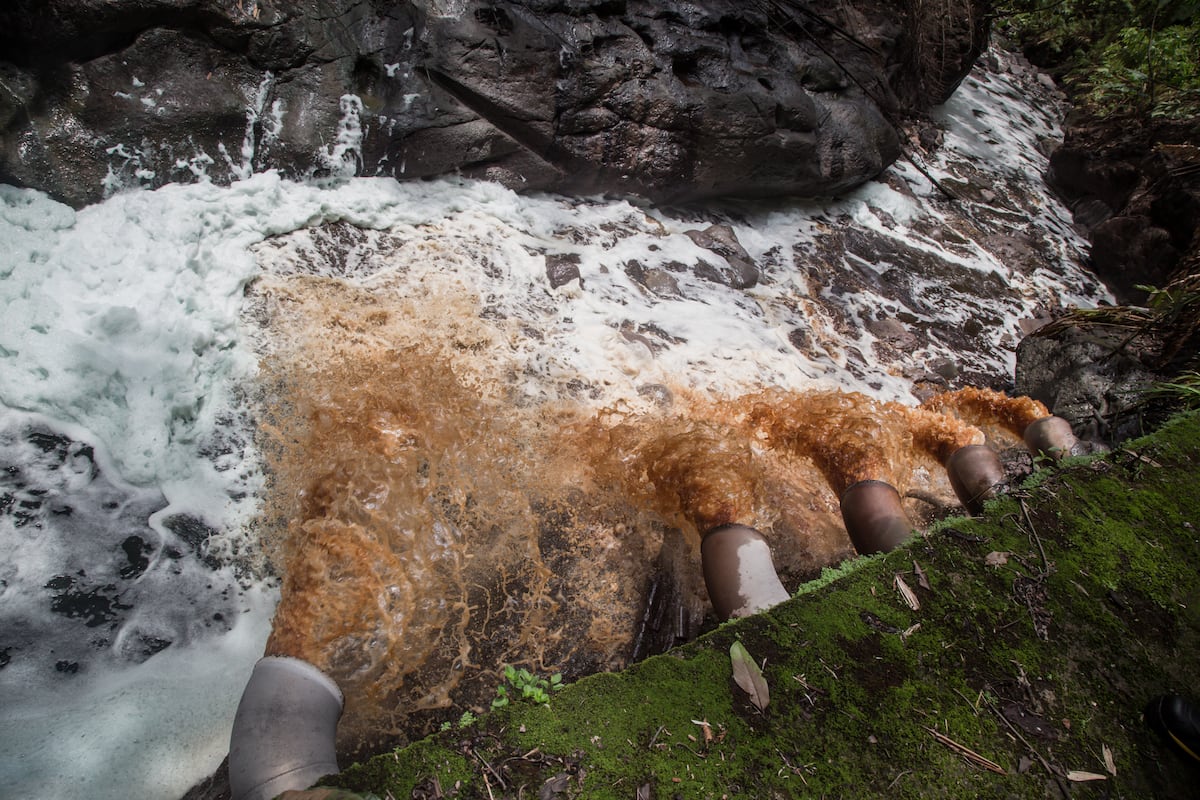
[984,551,1009,567]
[1103,744,1117,776]
[895,574,920,610]
[1067,770,1107,782]
[913,560,931,590]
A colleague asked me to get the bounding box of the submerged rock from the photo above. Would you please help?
[0,0,989,207]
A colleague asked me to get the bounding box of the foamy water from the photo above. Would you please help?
[0,49,1107,799]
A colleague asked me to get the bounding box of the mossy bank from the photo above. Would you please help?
[321,410,1200,800]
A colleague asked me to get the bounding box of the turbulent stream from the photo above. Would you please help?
[0,49,1109,800]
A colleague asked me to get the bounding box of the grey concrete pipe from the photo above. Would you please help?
[945,444,1005,514]
[701,524,791,621]
[1023,415,1078,460]
[229,656,344,800]
[839,480,913,554]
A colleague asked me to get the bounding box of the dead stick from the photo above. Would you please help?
[924,726,1006,775]
[985,698,1070,799]
[473,749,506,790]
[1019,499,1051,579]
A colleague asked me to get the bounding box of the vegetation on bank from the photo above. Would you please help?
[996,0,1200,119]
[306,410,1200,800]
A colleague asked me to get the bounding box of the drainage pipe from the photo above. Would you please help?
[945,444,1005,514]
[701,524,791,622]
[1023,415,1078,460]
[229,656,344,800]
[839,480,913,554]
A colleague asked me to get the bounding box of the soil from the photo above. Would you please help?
[320,410,1200,799]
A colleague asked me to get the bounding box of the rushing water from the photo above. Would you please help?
[0,49,1108,799]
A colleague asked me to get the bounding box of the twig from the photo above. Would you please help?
[473,749,506,790]
[648,725,667,749]
[984,697,1071,799]
[1019,499,1051,579]
[924,726,1006,775]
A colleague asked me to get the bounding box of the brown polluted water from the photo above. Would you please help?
[922,386,1050,439]
[244,270,1045,756]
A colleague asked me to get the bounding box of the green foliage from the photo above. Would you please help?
[491,665,563,709]
[1147,371,1200,407]
[437,710,479,732]
[1087,24,1200,117]
[996,0,1200,118]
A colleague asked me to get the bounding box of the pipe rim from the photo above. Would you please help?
[254,656,345,708]
[839,478,900,504]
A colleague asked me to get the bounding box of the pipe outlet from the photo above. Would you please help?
[1023,415,1077,460]
[701,524,791,622]
[229,656,345,800]
[840,480,913,555]
[945,445,1005,514]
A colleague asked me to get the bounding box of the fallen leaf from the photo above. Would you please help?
[985,551,1009,567]
[1067,770,1107,782]
[895,574,920,610]
[539,772,572,800]
[636,783,651,800]
[1103,744,1117,776]
[913,560,931,590]
[730,641,769,711]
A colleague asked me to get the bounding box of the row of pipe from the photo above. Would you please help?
[702,413,1078,622]
[225,412,1079,799]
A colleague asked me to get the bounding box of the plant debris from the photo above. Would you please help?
[730,640,769,712]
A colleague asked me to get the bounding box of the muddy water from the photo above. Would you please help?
[237,47,1104,755]
[244,267,1039,754]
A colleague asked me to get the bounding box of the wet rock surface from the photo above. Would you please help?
[1047,113,1200,305]
[1014,323,1166,445]
[0,0,989,207]
[0,410,242,680]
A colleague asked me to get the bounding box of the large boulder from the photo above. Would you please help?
[1046,114,1200,304]
[0,0,988,208]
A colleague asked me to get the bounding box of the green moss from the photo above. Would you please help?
[330,412,1200,799]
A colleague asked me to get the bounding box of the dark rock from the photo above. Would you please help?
[623,259,680,298]
[1089,215,1179,303]
[0,0,990,207]
[1045,114,1200,304]
[684,223,757,289]
[544,252,582,288]
[1014,323,1165,446]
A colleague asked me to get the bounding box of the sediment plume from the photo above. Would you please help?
[247,268,1025,753]
[922,387,1050,437]
[745,390,913,496]
[902,405,986,464]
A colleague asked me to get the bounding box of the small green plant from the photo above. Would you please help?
[491,665,564,709]
[1146,371,1200,408]
[438,710,479,732]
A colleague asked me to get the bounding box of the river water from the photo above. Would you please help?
[0,48,1108,799]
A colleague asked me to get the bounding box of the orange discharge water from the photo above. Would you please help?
[244,269,1033,756]
[922,387,1049,437]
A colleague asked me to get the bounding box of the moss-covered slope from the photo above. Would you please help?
[326,410,1200,799]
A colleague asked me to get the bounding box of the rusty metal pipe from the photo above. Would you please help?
[700,524,791,621]
[1023,415,1077,460]
[839,480,913,554]
[945,444,1005,514]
